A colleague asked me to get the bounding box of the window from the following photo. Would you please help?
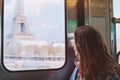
[116,24,120,53]
[3,0,65,71]
[113,0,120,63]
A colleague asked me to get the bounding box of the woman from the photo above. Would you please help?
[74,26,119,80]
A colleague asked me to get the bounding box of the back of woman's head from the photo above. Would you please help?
[74,26,106,57]
[74,26,119,80]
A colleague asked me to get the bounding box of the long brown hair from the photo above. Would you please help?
[74,26,119,80]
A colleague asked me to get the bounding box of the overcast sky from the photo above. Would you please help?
[4,0,65,42]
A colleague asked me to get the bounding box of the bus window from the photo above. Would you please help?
[3,0,65,71]
[116,24,120,53]
[113,0,120,63]
[116,24,120,64]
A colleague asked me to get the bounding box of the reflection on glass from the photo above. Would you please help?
[4,0,65,71]
[67,0,77,46]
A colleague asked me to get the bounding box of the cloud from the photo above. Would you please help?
[41,24,59,29]
[24,0,63,16]
[5,0,63,18]
[4,0,15,21]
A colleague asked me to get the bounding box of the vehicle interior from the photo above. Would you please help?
[0,0,120,80]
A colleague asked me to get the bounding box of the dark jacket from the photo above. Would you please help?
[70,66,120,80]
[106,73,120,80]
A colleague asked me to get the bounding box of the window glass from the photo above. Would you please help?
[3,0,65,71]
[116,24,120,53]
[113,0,120,18]
[113,0,120,63]
[113,1,120,52]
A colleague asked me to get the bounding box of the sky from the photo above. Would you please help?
[4,0,65,42]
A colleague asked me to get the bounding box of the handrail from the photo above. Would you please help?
[117,51,120,63]
[112,17,120,23]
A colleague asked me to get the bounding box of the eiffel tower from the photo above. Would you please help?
[13,0,33,40]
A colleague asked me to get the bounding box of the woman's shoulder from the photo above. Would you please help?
[106,73,120,80]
